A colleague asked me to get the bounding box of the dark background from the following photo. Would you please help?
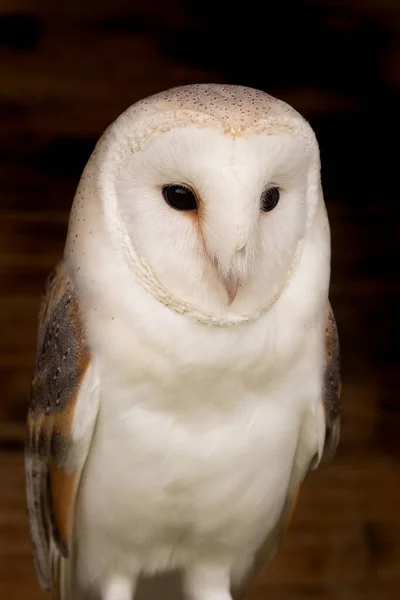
[1,1,399,598]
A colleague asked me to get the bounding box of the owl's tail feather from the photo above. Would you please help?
[49,545,62,600]
[53,566,184,600]
[135,572,184,600]
[56,553,74,600]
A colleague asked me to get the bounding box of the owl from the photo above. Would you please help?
[25,84,341,600]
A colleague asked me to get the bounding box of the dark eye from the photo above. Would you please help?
[260,187,280,212]
[162,184,197,211]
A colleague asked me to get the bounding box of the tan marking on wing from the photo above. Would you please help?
[49,461,78,553]
[321,302,341,462]
[25,260,94,594]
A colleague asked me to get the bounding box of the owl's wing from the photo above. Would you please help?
[25,262,99,595]
[233,301,341,600]
[319,302,341,462]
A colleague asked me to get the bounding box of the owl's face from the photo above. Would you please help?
[68,85,324,324]
[116,123,316,317]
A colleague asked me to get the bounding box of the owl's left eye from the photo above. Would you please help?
[260,187,280,212]
[162,185,198,211]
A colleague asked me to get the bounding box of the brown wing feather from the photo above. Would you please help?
[321,302,341,462]
[232,302,341,599]
[25,262,93,594]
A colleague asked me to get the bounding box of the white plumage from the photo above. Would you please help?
[26,84,340,600]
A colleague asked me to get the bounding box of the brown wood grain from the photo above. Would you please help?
[0,0,399,598]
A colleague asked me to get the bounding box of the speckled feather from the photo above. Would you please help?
[321,303,341,461]
[133,84,299,128]
[25,262,91,593]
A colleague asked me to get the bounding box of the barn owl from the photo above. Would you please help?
[25,84,341,600]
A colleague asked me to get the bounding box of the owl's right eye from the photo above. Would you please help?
[162,185,198,211]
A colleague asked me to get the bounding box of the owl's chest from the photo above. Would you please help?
[77,317,312,563]
[81,379,299,563]
[78,298,318,568]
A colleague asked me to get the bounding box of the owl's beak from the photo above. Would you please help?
[224,273,240,305]
[206,247,242,305]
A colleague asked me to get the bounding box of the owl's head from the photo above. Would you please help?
[66,84,327,326]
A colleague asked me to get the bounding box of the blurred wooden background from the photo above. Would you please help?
[1,0,399,598]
